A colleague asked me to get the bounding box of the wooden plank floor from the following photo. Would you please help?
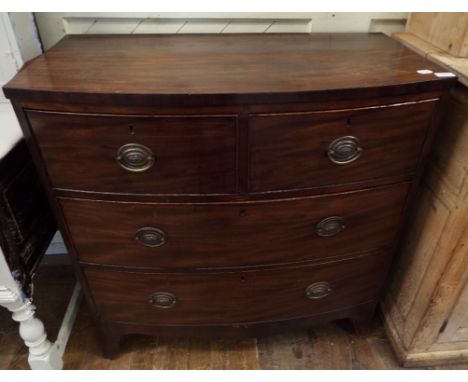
[1,265,468,370]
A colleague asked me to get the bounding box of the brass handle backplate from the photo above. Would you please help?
[327,136,363,165]
[305,282,332,300]
[116,143,155,173]
[135,227,167,247]
[315,216,346,237]
[148,292,177,308]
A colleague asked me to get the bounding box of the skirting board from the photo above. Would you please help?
[381,300,468,367]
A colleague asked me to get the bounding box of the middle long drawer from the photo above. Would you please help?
[60,183,409,270]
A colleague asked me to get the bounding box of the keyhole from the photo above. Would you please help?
[129,125,135,135]
[240,276,246,282]
[239,208,246,217]
[346,118,352,128]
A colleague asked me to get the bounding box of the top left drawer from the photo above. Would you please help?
[26,111,238,195]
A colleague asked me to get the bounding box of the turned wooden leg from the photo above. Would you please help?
[350,302,377,336]
[0,286,63,369]
[97,322,122,359]
[0,250,62,369]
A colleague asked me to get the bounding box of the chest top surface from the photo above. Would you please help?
[3,33,455,106]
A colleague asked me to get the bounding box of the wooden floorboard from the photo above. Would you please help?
[1,265,468,370]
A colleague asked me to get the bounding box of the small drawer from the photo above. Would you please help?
[60,182,409,269]
[26,111,237,194]
[83,252,388,325]
[248,100,437,192]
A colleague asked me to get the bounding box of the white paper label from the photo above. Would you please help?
[417,69,433,74]
[434,72,457,78]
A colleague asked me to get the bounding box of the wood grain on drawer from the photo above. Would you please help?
[26,111,237,194]
[60,183,409,269]
[83,252,388,325]
[248,100,436,192]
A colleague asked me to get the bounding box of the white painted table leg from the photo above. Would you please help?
[55,281,82,357]
[0,248,63,369]
[0,288,63,369]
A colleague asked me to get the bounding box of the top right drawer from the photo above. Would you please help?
[248,100,437,193]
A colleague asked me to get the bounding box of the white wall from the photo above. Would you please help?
[34,12,408,50]
[9,13,43,63]
[0,14,22,103]
[0,13,24,155]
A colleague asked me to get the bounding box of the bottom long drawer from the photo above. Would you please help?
[84,251,389,326]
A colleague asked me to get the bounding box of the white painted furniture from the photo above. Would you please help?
[0,103,22,152]
[0,12,80,370]
[0,103,82,371]
[0,250,63,369]
[0,100,82,370]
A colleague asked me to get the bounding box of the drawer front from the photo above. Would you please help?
[26,111,237,194]
[249,101,436,192]
[84,252,388,325]
[61,183,409,269]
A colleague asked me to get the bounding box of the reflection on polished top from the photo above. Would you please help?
[3,33,454,105]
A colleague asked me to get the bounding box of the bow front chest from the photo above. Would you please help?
[3,33,456,358]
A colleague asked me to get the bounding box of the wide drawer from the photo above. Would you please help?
[60,183,409,269]
[248,100,436,192]
[26,111,237,194]
[83,252,388,325]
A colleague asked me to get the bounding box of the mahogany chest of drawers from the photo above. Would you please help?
[3,33,456,358]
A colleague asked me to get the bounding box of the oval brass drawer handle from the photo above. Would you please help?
[305,282,332,300]
[315,216,346,237]
[327,135,363,165]
[135,227,167,247]
[116,143,155,173]
[149,292,177,309]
